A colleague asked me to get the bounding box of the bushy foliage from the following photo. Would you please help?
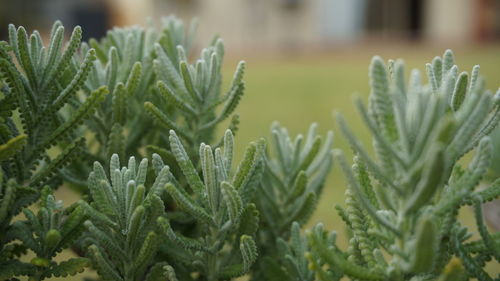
[60,16,244,194]
[0,21,106,280]
[307,50,500,281]
[252,122,333,281]
[0,18,498,281]
[5,187,89,280]
[81,154,169,281]
[158,129,263,281]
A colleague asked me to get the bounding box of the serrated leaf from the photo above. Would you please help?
[221,181,243,223]
[240,235,258,273]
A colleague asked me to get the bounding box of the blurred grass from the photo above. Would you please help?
[52,45,500,279]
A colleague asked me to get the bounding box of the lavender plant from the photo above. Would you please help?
[1,18,498,281]
[156,129,263,281]
[0,21,106,279]
[307,50,500,281]
[81,154,169,281]
[252,122,333,281]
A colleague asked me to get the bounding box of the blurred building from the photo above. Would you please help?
[115,0,500,49]
[1,0,499,49]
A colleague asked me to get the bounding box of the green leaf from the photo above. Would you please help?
[335,150,400,236]
[136,158,148,185]
[473,198,500,262]
[238,203,259,237]
[40,86,108,150]
[336,113,399,192]
[180,60,202,102]
[44,229,62,251]
[45,23,64,71]
[79,201,117,230]
[168,130,204,194]
[0,260,36,280]
[88,245,124,281]
[308,227,385,281]
[112,83,127,125]
[223,129,234,175]
[221,181,243,223]
[202,144,219,213]
[16,26,38,87]
[50,257,90,278]
[145,102,190,140]
[369,56,397,141]
[29,138,85,188]
[289,168,308,202]
[59,205,86,247]
[437,258,467,281]
[298,136,321,172]
[126,62,142,95]
[89,38,107,62]
[288,192,316,226]
[42,26,83,90]
[432,56,443,87]
[451,72,468,111]
[0,179,16,223]
[165,183,213,224]
[240,235,258,273]
[406,215,437,273]
[157,216,209,252]
[85,220,128,262]
[132,232,158,275]
[0,57,32,132]
[405,143,446,214]
[442,49,455,74]
[0,134,26,161]
[214,61,245,122]
[48,48,97,115]
[106,47,119,91]
[468,65,480,94]
[156,80,196,117]
[232,139,264,190]
[126,205,145,248]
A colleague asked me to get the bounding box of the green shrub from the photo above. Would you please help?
[307,50,500,281]
[0,18,498,281]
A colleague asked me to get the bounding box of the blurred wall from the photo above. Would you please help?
[424,0,475,43]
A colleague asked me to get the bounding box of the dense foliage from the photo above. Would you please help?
[0,19,498,281]
[307,51,500,281]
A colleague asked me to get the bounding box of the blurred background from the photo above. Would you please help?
[1,0,499,278]
[1,0,500,49]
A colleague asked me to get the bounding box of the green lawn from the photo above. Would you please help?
[52,45,500,279]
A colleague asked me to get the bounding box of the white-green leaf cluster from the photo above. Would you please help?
[82,154,169,281]
[308,50,500,281]
[0,21,108,279]
[261,222,316,281]
[145,25,244,157]
[251,122,333,280]
[2,17,499,281]
[0,21,108,188]
[1,186,88,280]
[159,129,263,281]
[62,19,172,189]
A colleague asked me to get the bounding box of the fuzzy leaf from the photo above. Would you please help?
[240,235,258,273]
[221,181,243,223]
